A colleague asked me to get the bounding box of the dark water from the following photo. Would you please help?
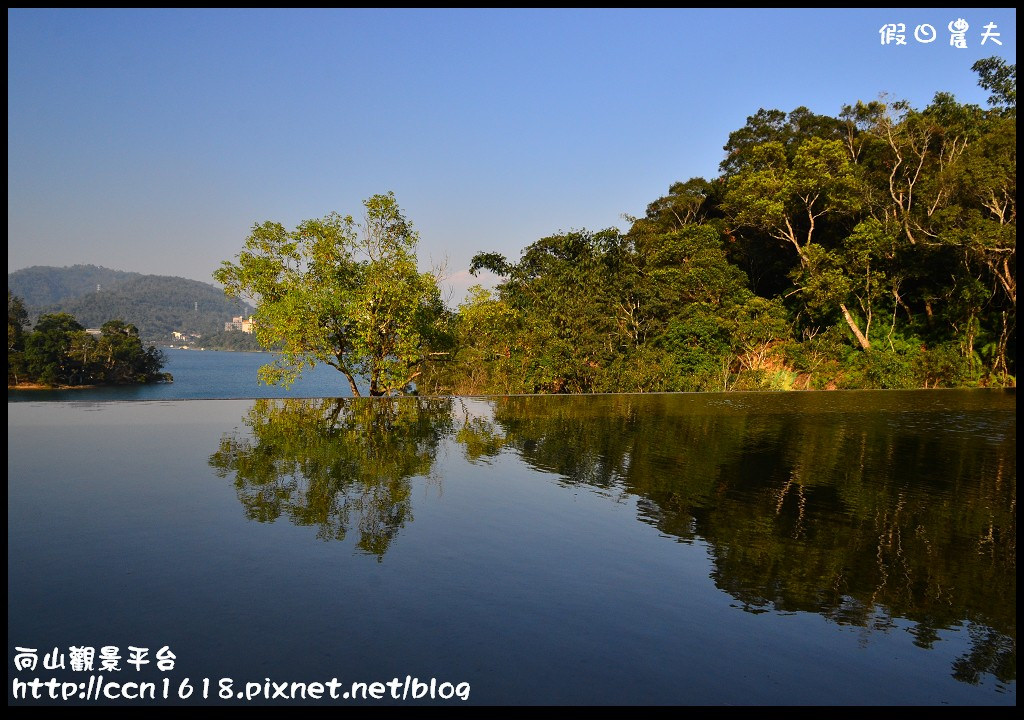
[7,390,1015,705]
[7,348,353,401]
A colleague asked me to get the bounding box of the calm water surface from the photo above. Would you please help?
[7,390,1015,705]
[7,348,352,401]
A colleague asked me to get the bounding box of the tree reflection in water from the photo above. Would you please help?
[211,392,1015,686]
[209,397,452,558]
[455,394,1016,688]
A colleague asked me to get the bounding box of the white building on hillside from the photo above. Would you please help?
[225,315,255,334]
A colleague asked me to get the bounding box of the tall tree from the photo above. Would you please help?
[471,229,623,393]
[95,319,167,384]
[723,137,861,267]
[972,57,1016,114]
[723,137,867,348]
[214,192,448,397]
[23,313,87,386]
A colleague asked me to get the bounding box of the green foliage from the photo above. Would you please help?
[972,56,1016,113]
[661,304,734,391]
[719,106,844,177]
[438,59,1014,393]
[95,319,168,384]
[838,336,920,389]
[468,252,513,277]
[14,309,169,387]
[425,285,522,395]
[451,223,766,394]
[198,329,270,352]
[467,229,624,394]
[8,292,29,384]
[638,177,722,231]
[595,346,687,393]
[214,193,448,397]
[723,137,861,264]
[913,343,980,388]
[24,313,88,386]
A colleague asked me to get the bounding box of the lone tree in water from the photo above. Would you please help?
[214,192,448,397]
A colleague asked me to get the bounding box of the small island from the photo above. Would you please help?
[8,292,172,389]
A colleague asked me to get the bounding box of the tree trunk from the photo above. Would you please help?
[996,311,1012,381]
[342,371,360,397]
[840,303,872,351]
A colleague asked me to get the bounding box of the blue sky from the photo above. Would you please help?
[7,8,1016,304]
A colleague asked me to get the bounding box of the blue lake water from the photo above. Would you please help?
[7,348,353,401]
[7,390,1016,705]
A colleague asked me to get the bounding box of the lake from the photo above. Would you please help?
[7,348,354,402]
[7,389,1015,705]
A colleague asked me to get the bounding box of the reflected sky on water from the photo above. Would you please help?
[8,390,1015,704]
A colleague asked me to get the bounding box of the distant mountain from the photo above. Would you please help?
[7,264,144,306]
[8,265,253,342]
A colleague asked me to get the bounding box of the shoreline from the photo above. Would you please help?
[163,345,272,353]
[8,382,100,391]
[9,377,173,391]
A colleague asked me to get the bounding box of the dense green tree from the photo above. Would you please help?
[722,137,861,264]
[425,285,522,395]
[635,177,722,232]
[625,224,751,337]
[14,310,169,387]
[95,319,167,384]
[197,329,269,352]
[721,134,867,352]
[972,57,1016,113]
[459,220,793,394]
[719,106,844,178]
[953,109,1016,379]
[8,292,29,384]
[214,193,449,397]
[469,229,624,393]
[23,313,87,386]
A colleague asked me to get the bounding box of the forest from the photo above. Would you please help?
[418,58,1016,394]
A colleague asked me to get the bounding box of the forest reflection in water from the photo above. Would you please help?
[209,391,1016,689]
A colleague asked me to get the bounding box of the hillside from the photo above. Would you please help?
[8,265,253,342]
[7,264,144,306]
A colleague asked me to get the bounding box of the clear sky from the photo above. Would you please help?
[7,8,1017,304]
